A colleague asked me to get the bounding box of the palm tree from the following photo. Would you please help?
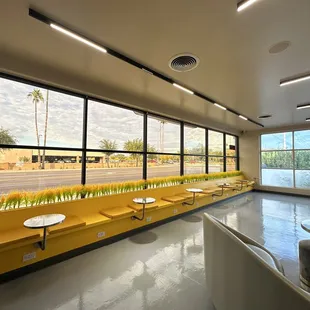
[42,90,49,169]
[99,139,118,168]
[0,127,16,152]
[27,89,44,168]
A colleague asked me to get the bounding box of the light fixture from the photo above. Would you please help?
[239,115,248,120]
[29,8,264,128]
[50,24,107,53]
[214,103,227,110]
[280,74,310,87]
[237,0,258,12]
[173,83,194,95]
[297,104,310,110]
[306,118,310,122]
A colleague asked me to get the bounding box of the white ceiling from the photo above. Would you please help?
[1,0,310,134]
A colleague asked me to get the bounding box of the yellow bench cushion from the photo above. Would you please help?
[0,228,40,248]
[83,213,111,226]
[128,203,158,212]
[100,206,135,219]
[203,188,221,195]
[48,215,86,234]
[158,200,173,208]
[178,192,204,199]
[162,195,186,203]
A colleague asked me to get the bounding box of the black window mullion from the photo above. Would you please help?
[180,121,184,176]
[143,112,148,180]
[206,129,209,174]
[81,96,88,185]
[236,135,240,171]
[223,134,227,172]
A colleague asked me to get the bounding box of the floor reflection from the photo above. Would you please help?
[0,192,309,309]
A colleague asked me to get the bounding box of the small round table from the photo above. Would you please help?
[183,188,203,206]
[131,197,156,221]
[24,214,65,250]
[213,183,230,197]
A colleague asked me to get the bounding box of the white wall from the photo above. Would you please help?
[240,124,310,197]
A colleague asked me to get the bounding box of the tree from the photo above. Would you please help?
[19,156,31,163]
[124,138,143,167]
[27,89,44,167]
[99,139,117,168]
[0,127,16,152]
[42,90,49,169]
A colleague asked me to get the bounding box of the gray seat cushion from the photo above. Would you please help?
[246,244,278,271]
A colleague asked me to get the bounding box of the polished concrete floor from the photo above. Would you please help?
[1,192,310,310]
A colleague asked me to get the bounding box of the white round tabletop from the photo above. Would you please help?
[301,220,310,233]
[133,197,156,204]
[24,214,66,229]
[186,188,203,193]
[217,183,230,187]
[237,180,250,183]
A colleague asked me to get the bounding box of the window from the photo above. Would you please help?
[208,131,223,156]
[184,125,205,155]
[0,148,82,194]
[147,115,180,153]
[87,100,144,151]
[184,156,205,175]
[147,155,180,179]
[86,152,143,184]
[0,77,84,148]
[0,74,240,194]
[260,130,310,189]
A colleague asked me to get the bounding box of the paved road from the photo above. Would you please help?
[0,165,219,194]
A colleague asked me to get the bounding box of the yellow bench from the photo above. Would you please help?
[100,206,135,219]
[82,213,111,228]
[0,228,40,249]
[128,203,159,212]
[48,215,86,234]
[162,196,186,203]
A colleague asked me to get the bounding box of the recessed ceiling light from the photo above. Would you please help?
[239,115,248,121]
[257,114,272,119]
[214,103,227,110]
[306,118,310,122]
[237,0,258,12]
[50,23,107,53]
[173,83,194,95]
[297,103,310,110]
[269,41,291,54]
[280,73,310,87]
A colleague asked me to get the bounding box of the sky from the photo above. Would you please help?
[0,77,226,153]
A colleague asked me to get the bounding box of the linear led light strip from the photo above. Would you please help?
[237,0,258,12]
[280,74,310,87]
[28,8,263,127]
[297,104,310,110]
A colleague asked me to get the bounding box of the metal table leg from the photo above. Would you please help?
[38,227,47,250]
[132,203,146,221]
[183,193,196,206]
[212,186,224,197]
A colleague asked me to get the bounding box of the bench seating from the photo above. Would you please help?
[178,192,204,199]
[82,213,111,227]
[48,215,86,234]
[128,202,158,212]
[157,200,173,209]
[202,188,221,195]
[100,206,135,219]
[0,228,40,248]
[162,195,186,203]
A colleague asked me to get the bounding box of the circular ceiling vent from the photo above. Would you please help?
[258,114,272,119]
[169,54,200,72]
[269,41,291,54]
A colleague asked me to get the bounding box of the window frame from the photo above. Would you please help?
[260,129,310,189]
[0,72,239,193]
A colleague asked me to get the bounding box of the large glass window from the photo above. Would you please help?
[147,115,180,153]
[87,100,144,151]
[0,77,84,148]
[147,155,180,179]
[0,148,81,194]
[260,130,310,189]
[184,125,205,155]
[0,75,239,194]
